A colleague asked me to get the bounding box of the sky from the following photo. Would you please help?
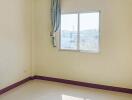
[61,12,99,31]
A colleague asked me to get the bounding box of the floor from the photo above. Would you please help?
[0,80,132,100]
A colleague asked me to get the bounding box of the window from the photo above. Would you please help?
[60,12,100,53]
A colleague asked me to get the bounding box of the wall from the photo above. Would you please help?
[0,0,32,89]
[34,0,132,89]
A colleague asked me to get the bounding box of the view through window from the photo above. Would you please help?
[60,12,100,53]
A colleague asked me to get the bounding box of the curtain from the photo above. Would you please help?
[51,0,61,47]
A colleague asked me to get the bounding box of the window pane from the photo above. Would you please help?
[80,12,99,52]
[61,14,78,50]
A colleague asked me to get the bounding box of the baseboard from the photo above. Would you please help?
[33,75,132,94]
[0,76,132,95]
[0,77,33,95]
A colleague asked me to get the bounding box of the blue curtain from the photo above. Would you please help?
[51,0,61,47]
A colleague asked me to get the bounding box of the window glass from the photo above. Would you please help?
[61,14,78,50]
[60,12,100,53]
[80,13,99,52]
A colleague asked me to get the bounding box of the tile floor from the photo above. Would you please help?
[0,80,132,100]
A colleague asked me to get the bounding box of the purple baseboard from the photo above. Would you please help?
[0,75,132,95]
[0,77,33,95]
[33,75,132,94]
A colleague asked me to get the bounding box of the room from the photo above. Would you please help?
[0,0,132,100]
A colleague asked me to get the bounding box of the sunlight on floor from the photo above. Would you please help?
[62,94,91,100]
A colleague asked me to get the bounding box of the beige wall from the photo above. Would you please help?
[33,0,132,89]
[0,0,32,89]
[1,0,132,90]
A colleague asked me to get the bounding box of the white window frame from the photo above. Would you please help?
[59,11,101,53]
